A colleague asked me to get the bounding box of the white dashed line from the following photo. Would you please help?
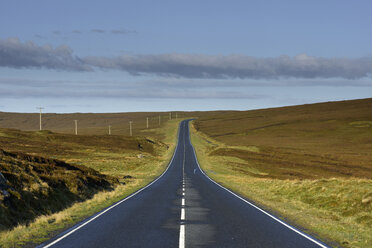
[179,130,186,248]
[179,224,185,248]
[181,206,185,221]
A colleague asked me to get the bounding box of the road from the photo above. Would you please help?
[40,120,329,248]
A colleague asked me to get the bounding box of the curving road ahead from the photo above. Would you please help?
[40,120,329,248]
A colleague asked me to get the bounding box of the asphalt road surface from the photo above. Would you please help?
[40,120,329,248]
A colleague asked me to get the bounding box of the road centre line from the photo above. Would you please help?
[179,129,186,248]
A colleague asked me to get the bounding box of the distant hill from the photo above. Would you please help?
[193,98,372,179]
[191,98,372,247]
[0,111,201,136]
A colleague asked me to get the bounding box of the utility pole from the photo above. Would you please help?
[176,113,178,119]
[169,112,171,120]
[74,120,78,135]
[159,115,161,126]
[37,107,44,130]
[146,117,149,129]
[129,121,133,136]
[108,125,111,135]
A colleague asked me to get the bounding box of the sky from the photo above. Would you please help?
[0,0,371,113]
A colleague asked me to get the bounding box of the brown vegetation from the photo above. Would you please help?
[193,98,372,180]
[0,117,180,247]
[0,148,118,231]
[0,111,192,136]
[191,98,372,247]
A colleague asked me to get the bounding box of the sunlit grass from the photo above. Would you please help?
[0,119,181,247]
[190,123,372,248]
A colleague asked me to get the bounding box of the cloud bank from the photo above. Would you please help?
[0,38,90,71]
[84,53,372,79]
[1,38,372,79]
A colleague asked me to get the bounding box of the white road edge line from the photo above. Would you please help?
[41,122,183,248]
[187,121,329,248]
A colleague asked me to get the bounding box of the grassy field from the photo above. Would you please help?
[0,117,181,247]
[191,98,372,248]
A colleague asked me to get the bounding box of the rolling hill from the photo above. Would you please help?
[191,98,372,247]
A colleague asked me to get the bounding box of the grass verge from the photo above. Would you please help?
[0,119,181,248]
[190,122,372,248]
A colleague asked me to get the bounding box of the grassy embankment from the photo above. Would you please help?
[191,98,372,248]
[0,117,181,247]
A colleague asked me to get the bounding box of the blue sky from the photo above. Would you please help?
[0,0,371,113]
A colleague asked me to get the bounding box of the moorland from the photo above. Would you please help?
[191,98,372,248]
[0,112,184,247]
